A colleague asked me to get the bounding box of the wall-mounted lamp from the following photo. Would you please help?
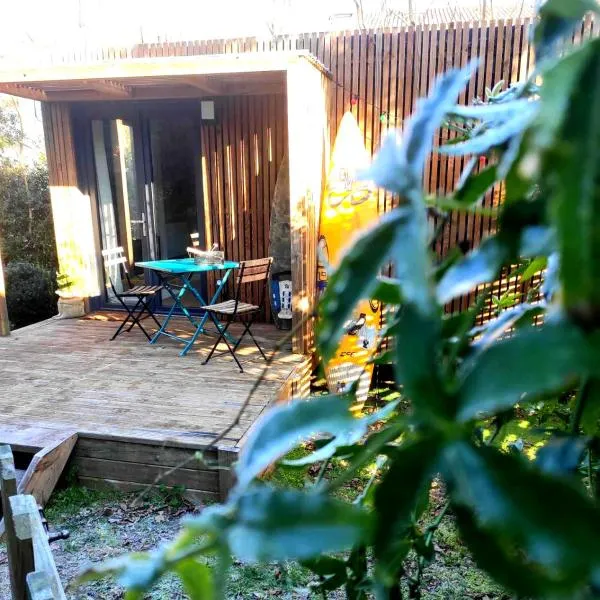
[200,100,216,121]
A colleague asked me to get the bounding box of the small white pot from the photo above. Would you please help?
[56,296,86,319]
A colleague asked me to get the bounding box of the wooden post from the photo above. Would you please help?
[1,445,20,600]
[0,245,10,336]
[27,571,55,600]
[217,447,238,502]
[8,495,36,600]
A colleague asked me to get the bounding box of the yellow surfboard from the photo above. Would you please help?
[317,112,381,404]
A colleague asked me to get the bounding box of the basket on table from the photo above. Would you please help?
[186,247,225,266]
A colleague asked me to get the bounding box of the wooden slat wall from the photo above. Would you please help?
[42,103,102,300]
[48,16,597,322]
[200,94,287,318]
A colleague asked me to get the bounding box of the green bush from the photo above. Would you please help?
[5,261,57,329]
[0,160,56,270]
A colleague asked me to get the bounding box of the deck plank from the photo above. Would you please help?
[0,312,305,450]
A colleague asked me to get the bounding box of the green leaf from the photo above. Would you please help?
[371,276,403,304]
[519,225,556,257]
[317,209,409,361]
[437,237,505,305]
[365,62,475,197]
[437,226,554,305]
[175,559,214,600]
[373,436,442,586]
[541,39,600,321]
[443,441,600,594]
[536,0,599,61]
[328,423,406,491]
[301,556,348,591]
[458,319,594,421]
[236,395,355,487]
[520,256,547,282]
[542,252,560,300]
[393,207,437,315]
[227,486,371,561]
[453,163,499,207]
[282,399,400,467]
[536,436,589,476]
[581,378,600,435]
[454,506,565,597]
[446,99,533,122]
[470,303,543,353]
[440,103,538,157]
[78,552,163,592]
[533,42,594,150]
[394,304,448,419]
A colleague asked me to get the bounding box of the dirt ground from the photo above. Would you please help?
[0,482,508,600]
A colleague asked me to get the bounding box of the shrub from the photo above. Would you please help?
[5,261,57,329]
[0,160,56,271]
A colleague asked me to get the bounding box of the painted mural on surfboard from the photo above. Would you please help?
[317,111,382,404]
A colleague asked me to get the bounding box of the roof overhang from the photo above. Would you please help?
[0,50,329,102]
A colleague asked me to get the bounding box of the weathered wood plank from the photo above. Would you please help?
[1,445,20,600]
[18,433,77,507]
[0,314,302,449]
[73,457,220,492]
[217,447,238,502]
[27,571,55,600]
[10,494,65,600]
[75,438,218,468]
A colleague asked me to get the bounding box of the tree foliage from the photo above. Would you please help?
[83,1,600,597]
[0,160,55,268]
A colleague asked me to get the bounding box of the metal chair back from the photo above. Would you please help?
[101,247,132,296]
[232,257,273,313]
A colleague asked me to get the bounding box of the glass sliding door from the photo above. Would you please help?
[92,117,149,301]
[148,113,201,260]
[86,102,205,309]
[147,111,206,307]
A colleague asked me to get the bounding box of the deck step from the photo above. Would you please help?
[0,431,78,537]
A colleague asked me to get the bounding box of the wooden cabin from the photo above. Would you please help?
[0,51,330,354]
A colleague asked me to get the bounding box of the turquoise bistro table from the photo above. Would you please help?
[136,258,239,357]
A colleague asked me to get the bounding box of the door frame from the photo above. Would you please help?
[72,99,207,312]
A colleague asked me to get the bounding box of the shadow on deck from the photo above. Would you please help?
[0,312,311,502]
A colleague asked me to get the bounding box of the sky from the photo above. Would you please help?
[0,0,533,64]
[0,0,532,152]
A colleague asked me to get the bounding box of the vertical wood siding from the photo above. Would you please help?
[200,94,287,318]
[48,16,597,320]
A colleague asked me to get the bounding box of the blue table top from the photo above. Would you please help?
[136,258,239,274]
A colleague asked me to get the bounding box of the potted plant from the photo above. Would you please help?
[55,272,86,319]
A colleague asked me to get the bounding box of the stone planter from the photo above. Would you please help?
[56,295,86,319]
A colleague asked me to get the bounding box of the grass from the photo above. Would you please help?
[35,379,525,599]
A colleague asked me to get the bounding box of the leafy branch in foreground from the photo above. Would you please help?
[81,1,600,598]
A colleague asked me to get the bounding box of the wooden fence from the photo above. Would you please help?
[39,16,599,316]
[1,445,65,600]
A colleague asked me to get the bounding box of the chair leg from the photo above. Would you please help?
[111,313,132,340]
[243,319,269,361]
[203,325,227,365]
[119,297,152,341]
[144,299,162,329]
[130,298,153,340]
[111,297,142,340]
[203,317,244,373]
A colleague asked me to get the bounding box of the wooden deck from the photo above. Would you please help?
[0,312,310,501]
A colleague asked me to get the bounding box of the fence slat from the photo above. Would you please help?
[1,445,20,600]
[8,495,36,600]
